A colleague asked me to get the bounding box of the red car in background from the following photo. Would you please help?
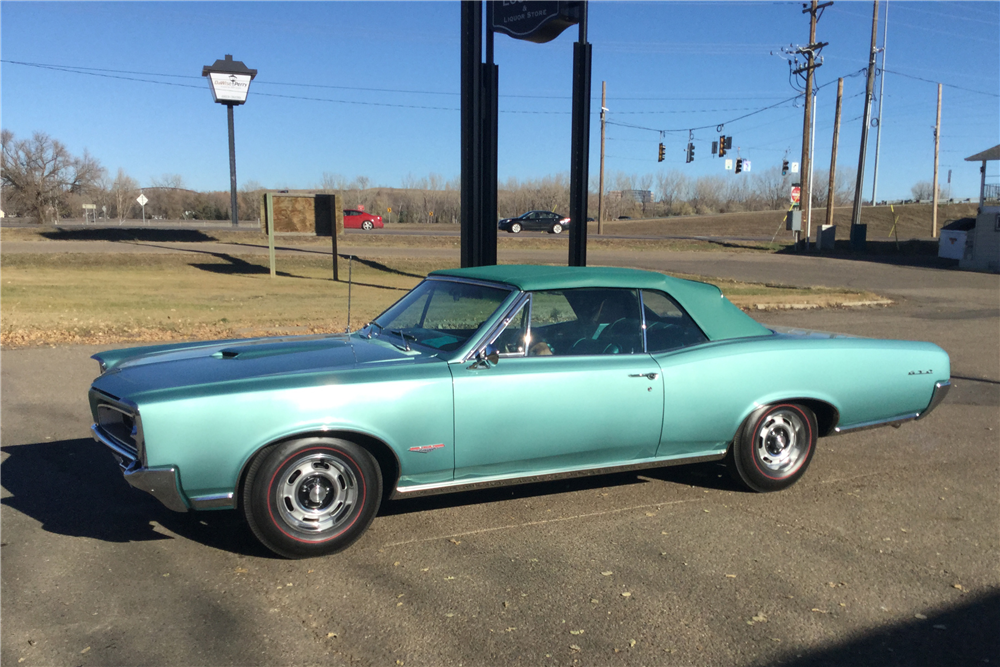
[344,209,383,230]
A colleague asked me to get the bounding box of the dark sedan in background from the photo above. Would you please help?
[498,210,569,234]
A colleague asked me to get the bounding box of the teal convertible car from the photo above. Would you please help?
[88,265,950,558]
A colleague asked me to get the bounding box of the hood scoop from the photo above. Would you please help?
[212,338,350,361]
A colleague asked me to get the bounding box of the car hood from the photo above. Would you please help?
[91,333,435,399]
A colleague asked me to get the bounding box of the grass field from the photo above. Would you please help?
[0,251,883,348]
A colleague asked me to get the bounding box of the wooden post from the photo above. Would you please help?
[932,83,942,238]
[826,78,843,228]
[266,193,276,278]
[598,80,606,235]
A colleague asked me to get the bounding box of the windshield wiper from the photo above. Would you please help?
[387,329,416,352]
[365,321,384,339]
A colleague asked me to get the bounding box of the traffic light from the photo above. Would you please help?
[658,142,665,162]
[718,135,726,157]
[735,158,743,174]
[685,142,694,163]
[782,159,789,175]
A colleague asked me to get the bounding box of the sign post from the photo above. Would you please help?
[136,193,149,224]
[202,55,257,228]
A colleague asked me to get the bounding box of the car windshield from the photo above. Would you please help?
[367,279,513,352]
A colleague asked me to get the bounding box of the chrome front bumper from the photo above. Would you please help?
[91,424,190,512]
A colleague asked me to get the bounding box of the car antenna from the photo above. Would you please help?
[345,254,353,333]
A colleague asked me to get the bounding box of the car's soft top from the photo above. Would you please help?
[429,265,771,342]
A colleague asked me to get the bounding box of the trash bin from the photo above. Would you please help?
[939,218,976,260]
[818,224,836,251]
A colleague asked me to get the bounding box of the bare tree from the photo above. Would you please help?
[1,130,105,224]
[911,180,939,201]
[655,170,690,216]
[111,168,139,222]
[238,179,263,224]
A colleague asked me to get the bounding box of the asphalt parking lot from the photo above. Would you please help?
[1,245,997,666]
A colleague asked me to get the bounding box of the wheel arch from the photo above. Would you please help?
[235,429,401,509]
[730,397,840,446]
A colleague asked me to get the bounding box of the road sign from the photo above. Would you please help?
[791,185,801,205]
[136,194,149,206]
[725,159,733,170]
[790,162,800,174]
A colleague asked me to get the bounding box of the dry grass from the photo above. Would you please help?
[0,251,882,349]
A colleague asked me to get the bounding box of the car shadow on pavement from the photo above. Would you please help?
[39,228,215,243]
[0,438,276,558]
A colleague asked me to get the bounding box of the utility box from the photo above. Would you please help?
[818,224,836,250]
[785,210,802,232]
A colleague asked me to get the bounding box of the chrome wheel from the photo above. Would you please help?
[551,223,563,234]
[275,452,359,536]
[729,403,817,493]
[362,220,374,230]
[510,222,522,233]
[753,409,808,476]
[244,438,382,558]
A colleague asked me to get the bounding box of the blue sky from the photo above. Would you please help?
[2,1,997,201]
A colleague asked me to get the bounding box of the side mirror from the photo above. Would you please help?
[475,343,500,368]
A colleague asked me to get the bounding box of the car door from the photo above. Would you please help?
[451,288,664,481]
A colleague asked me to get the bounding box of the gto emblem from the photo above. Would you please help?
[908,369,932,375]
[409,444,445,453]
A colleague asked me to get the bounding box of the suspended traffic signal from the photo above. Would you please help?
[718,135,727,157]
[685,142,694,163]
[658,142,665,162]
[735,158,743,174]
[782,159,789,175]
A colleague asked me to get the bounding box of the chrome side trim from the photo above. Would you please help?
[390,453,726,500]
[189,493,236,510]
[916,380,951,420]
[831,413,920,436]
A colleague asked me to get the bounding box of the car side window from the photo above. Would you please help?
[492,301,529,357]
[641,290,708,352]
[528,288,643,356]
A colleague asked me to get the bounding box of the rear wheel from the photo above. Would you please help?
[243,437,382,558]
[729,403,816,492]
[550,223,563,234]
[361,220,374,231]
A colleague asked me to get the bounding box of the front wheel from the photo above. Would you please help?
[510,222,522,234]
[550,223,563,234]
[243,437,382,558]
[728,403,816,492]
[361,220,374,231]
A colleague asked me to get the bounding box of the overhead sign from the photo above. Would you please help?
[790,162,800,174]
[725,159,733,171]
[492,1,581,43]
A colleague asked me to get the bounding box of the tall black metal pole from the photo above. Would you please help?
[227,103,239,227]
[460,1,483,268]
[482,1,499,266]
[568,3,591,267]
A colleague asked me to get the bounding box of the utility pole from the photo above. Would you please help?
[870,0,889,204]
[793,0,831,248]
[826,77,843,228]
[598,80,606,235]
[932,83,942,237]
[850,0,879,248]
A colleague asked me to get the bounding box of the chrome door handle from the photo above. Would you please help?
[629,372,659,380]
